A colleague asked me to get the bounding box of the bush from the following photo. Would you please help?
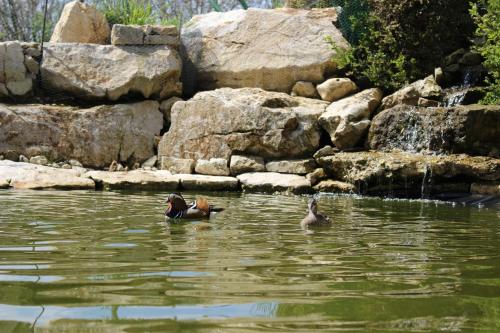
[470,0,500,104]
[97,0,156,26]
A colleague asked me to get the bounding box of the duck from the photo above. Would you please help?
[164,193,224,220]
[300,198,331,228]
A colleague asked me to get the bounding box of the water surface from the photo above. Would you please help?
[0,190,499,332]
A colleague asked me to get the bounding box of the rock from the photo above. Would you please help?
[24,56,39,75]
[237,172,312,194]
[313,145,338,159]
[459,52,482,66]
[314,179,356,193]
[0,160,94,190]
[181,7,348,94]
[305,168,327,186]
[41,43,182,101]
[108,160,118,172]
[177,174,238,190]
[142,156,158,168]
[0,101,162,168]
[434,67,444,85]
[62,164,72,169]
[316,78,358,102]
[50,1,110,44]
[317,151,500,197]
[319,88,383,150]
[368,104,500,157]
[160,157,195,174]
[68,159,83,167]
[1,41,33,97]
[29,155,48,166]
[85,170,179,190]
[444,49,466,66]
[0,178,9,189]
[19,155,29,163]
[158,88,328,163]
[380,76,442,111]
[417,98,439,107]
[229,155,266,175]
[291,81,318,98]
[265,158,316,175]
[195,158,230,176]
[111,25,145,45]
[470,182,500,196]
[159,96,183,124]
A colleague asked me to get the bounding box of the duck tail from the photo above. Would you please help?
[195,198,211,215]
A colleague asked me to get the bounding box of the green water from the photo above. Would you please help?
[0,190,499,332]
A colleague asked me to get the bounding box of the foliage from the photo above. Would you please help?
[329,13,418,92]
[97,0,156,26]
[470,0,500,104]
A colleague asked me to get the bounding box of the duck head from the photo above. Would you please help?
[165,193,188,212]
[308,198,318,214]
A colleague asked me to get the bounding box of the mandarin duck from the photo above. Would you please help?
[165,193,224,220]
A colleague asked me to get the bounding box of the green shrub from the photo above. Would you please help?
[97,0,156,26]
[470,0,500,104]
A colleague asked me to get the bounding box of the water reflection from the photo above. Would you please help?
[0,190,499,332]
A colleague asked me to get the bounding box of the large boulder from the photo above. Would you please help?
[0,101,162,168]
[380,76,442,111]
[50,1,110,44]
[181,7,348,94]
[368,104,500,157]
[158,88,328,164]
[41,43,182,101]
[316,151,500,197]
[319,88,383,150]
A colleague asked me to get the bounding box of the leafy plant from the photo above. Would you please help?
[470,0,500,104]
[96,0,156,26]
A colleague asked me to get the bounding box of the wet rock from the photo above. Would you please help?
[291,81,318,98]
[181,7,348,94]
[265,158,317,175]
[85,170,179,190]
[229,155,266,175]
[29,155,48,166]
[0,101,162,168]
[380,76,442,111]
[160,157,195,174]
[306,168,327,186]
[195,158,230,176]
[158,88,328,162]
[41,43,182,101]
[50,1,110,44]
[0,160,95,190]
[319,88,383,150]
[368,104,500,157]
[471,182,500,196]
[237,172,312,194]
[177,174,239,191]
[314,179,355,193]
[316,78,357,102]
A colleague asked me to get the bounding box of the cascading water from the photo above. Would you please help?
[442,68,481,107]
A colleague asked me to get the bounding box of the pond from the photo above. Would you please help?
[0,190,499,332]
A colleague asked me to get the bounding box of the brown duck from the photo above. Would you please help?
[300,198,331,228]
[165,193,224,220]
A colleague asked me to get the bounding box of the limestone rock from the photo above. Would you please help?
[380,76,442,111]
[0,160,94,190]
[50,1,110,44]
[111,25,144,45]
[314,179,356,193]
[30,155,48,166]
[112,24,179,47]
[317,151,500,196]
[158,88,328,163]
[237,172,312,194]
[313,145,339,159]
[181,7,348,94]
[195,158,230,176]
[229,155,266,175]
[0,101,162,168]
[160,157,195,174]
[316,78,357,102]
[85,170,179,190]
[1,42,33,97]
[41,43,182,101]
[291,81,318,98]
[368,104,500,157]
[159,96,183,123]
[306,168,327,186]
[319,88,383,150]
[265,158,317,175]
[177,174,239,191]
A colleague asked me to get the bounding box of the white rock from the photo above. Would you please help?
[316,78,358,102]
[29,155,48,165]
[237,172,312,194]
[85,170,179,190]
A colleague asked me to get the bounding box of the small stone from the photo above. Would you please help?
[132,162,140,170]
[30,155,48,165]
[229,155,266,175]
[68,159,83,167]
[434,67,444,85]
[108,160,118,172]
[142,156,158,168]
[291,81,318,98]
[316,78,357,102]
[313,146,339,160]
[19,155,29,163]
